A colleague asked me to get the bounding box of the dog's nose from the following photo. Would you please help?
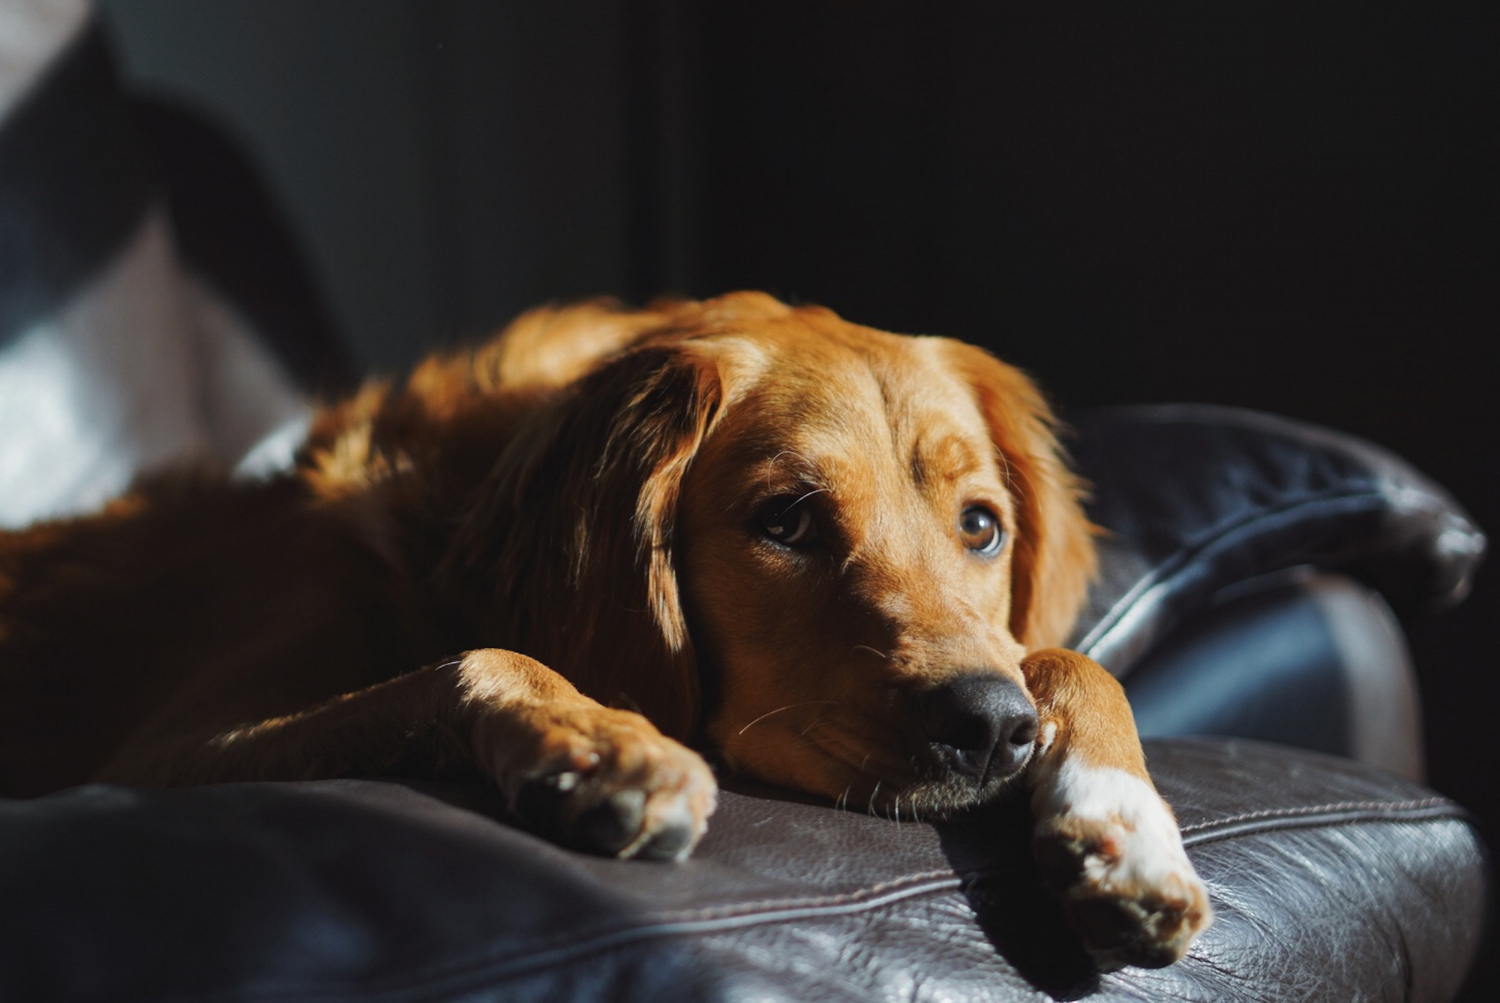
[918,675,1038,782]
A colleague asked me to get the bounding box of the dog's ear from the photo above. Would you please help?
[936,340,1096,648]
[445,341,721,740]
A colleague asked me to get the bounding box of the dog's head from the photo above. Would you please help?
[465,293,1095,815]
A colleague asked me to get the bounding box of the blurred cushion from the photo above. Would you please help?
[0,4,324,528]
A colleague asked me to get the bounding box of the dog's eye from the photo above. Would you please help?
[757,498,819,548]
[959,505,1005,557]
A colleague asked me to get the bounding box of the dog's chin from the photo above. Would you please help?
[873,772,1028,820]
[724,735,1035,819]
[802,756,1032,821]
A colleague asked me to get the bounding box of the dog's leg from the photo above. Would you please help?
[1021,648,1212,969]
[97,649,717,861]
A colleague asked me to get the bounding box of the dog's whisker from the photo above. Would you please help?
[792,731,838,747]
[851,644,888,661]
[867,780,882,817]
[736,700,841,736]
[796,704,843,738]
[791,487,829,508]
[769,449,811,471]
[765,449,813,492]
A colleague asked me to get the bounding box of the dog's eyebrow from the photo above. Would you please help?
[768,449,814,474]
[910,433,986,489]
[759,449,833,492]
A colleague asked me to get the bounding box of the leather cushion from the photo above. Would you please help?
[0,739,1481,1002]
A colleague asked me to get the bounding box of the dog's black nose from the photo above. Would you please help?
[919,675,1038,782]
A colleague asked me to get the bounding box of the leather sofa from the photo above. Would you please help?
[1,10,1489,1000]
[0,404,1487,1002]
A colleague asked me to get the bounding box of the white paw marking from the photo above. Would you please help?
[1032,757,1213,967]
[1036,761,1194,889]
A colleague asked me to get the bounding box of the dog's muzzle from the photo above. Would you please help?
[917,674,1038,785]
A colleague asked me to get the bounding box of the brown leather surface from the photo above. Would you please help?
[0,737,1483,1001]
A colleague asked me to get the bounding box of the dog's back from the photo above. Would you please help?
[0,296,714,796]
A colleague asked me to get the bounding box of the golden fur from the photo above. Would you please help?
[0,292,1209,964]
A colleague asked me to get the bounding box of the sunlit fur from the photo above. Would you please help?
[670,301,1097,816]
[2,292,1215,959]
[0,292,1094,813]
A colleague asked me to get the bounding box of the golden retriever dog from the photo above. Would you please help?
[0,292,1210,968]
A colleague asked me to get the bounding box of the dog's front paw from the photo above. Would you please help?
[476,701,717,861]
[1033,765,1212,970]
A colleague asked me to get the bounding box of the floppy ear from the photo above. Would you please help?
[443,341,721,741]
[937,340,1097,648]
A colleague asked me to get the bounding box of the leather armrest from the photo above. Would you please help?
[1065,404,1486,675]
[0,739,1484,1001]
[1126,571,1426,780]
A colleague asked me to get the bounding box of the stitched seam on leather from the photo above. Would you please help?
[1179,796,1449,832]
[475,874,964,970]
[209,801,1468,1001]
[1078,488,1391,656]
[1179,797,1458,844]
[214,871,967,1002]
[548,866,957,933]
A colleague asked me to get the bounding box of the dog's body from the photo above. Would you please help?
[0,293,1209,968]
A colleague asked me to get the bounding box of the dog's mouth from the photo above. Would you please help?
[796,724,1035,821]
[710,672,1040,820]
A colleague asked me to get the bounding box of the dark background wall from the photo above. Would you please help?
[104,0,1496,979]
